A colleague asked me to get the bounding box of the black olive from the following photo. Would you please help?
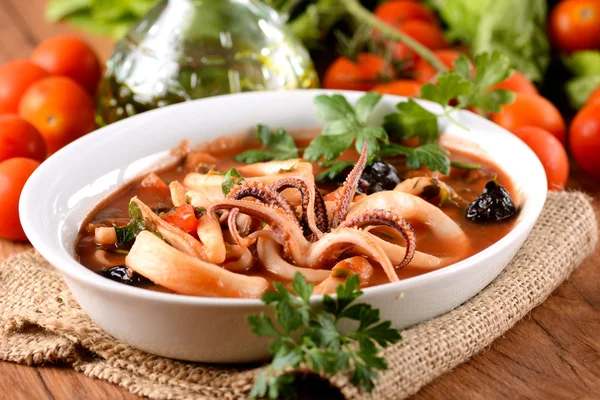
[99,265,151,286]
[356,162,402,195]
[466,180,517,223]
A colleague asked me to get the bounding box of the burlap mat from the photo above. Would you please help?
[0,191,597,399]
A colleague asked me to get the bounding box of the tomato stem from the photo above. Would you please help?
[340,0,448,73]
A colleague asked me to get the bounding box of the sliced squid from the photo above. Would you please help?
[131,197,204,259]
[256,238,331,283]
[169,181,188,206]
[184,159,314,204]
[222,245,254,272]
[349,191,469,252]
[126,231,268,298]
[94,227,117,246]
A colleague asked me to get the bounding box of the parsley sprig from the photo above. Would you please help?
[236,125,300,163]
[235,51,514,180]
[114,202,145,246]
[304,92,388,164]
[384,52,515,145]
[248,273,401,399]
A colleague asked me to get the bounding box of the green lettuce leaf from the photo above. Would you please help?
[429,0,549,82]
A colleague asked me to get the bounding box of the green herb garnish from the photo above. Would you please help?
[303,92,388,164]
[248,273,401,399]
[193,207,207,218]
[316,160,355,182]
[450,161,482,170]
[128,201,142,219]
[113,202,146,245]
[384,52,515,141]
[236,125,300,163]
[114,219,145,246]
[221,168,245,195]
[381,143,451,174]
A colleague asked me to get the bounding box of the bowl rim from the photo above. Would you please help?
[20,89,548,307]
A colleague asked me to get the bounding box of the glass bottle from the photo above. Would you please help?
[97,0,318,125]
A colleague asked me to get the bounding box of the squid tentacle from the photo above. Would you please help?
[339,209,416,269]
[270,177,329,238]
[226,181,301,229]
[330,142,368,229]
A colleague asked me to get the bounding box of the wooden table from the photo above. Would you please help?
[1,1,600,398]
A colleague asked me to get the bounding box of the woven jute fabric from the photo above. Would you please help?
[0,191,597,399]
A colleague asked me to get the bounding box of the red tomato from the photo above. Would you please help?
[0,60,49,114]
[413,49,464,83]
[0,157,40,241]
[19,76,96,154]
[0,115,46,163]
[374,1,437,27]
[30,35,102,94]
[490,71,538,95]
[570,103,600,179]
[323,53,387,91]
[373,80,422,97]
[491,93,566,145]
[163,204,199,234]
[586,85,600,106]
[394,20,448,62]
[512,126,569,191]
[549,0,600,53]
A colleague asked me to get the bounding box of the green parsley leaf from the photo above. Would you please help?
[315,160,355,182]
[114,219,145,246]
[466,88,514,113]
[314,94,356,120]
[128,201,142,219]
[457,52,516,111]
[383,99,439,143]
[356,126,387,161]
[235,125,299,163]
[354,92,382,124]
[453,55,473,80]
[221,168,245,195]
[380,143,450,174]
[304,93,388,176]
[291,272,314,302]
[303,133,355,162]
[247,273,400,399]
[420,72,472,106]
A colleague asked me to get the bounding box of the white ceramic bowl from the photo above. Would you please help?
[20,90,547,363]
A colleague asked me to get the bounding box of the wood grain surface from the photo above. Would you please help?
[1,1,599,399]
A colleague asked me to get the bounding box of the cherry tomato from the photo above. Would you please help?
[374,1,437,27]
[491,71,538,95]
[163,204,199,234]
[19,76,96,155]
[0,157,40,241]
[570,103,600,179]
[0,60,49,114]
[512,126,569,191]
[373,80,422,97]
[413,49,464,83]
[323,53,387,91]
[586,85,600,106]
[0,115,46,163]
[491,93,566,145]
[30,35,102,94]
[394,20,448,62]
[549,0,600,53]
